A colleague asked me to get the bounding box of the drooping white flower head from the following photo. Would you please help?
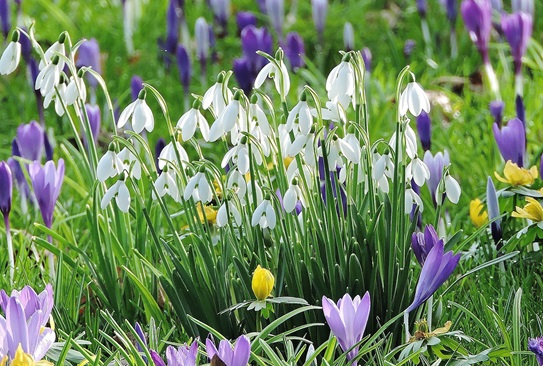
[154,166,180,202]
[43,75,67,116]
[286,93,313,135]
[251,197,276,229]
[202,73,233,117]
[158,141,189,170]
[405,187,423,214]
[97,145,124,182]
[254,49,290,99]
[208,92,245,142]
[39,32,67,70]
[64,75,87,106]
[0,31,21,75]
[444,174,461,204]
[326,53,355,109]
[35,57,62,97]
[227,169,247,201]
[117,90,154,133]
[399,82,430,117]
[177,100,209,141]
[406,156,430,187]
[184,169,213,203]
[283,179,306,213]
[217,200,242,227]
[117,147,142,180]
[101,177,131,213]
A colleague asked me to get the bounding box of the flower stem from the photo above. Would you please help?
[484,62,500,101]
[4,214,14,285]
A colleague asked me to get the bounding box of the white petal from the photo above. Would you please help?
[283,187,297,213]
[445,175,461,204]
[117,101,136,129]
[116,181,131,212]
[101,181,120,209]
[184,174,200,201]
[254,63,273,89]
[251,201,267,227]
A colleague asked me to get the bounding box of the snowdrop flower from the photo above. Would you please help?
[154,166,180,202]
[101,176,131,212]
[97,145,124,182]
[390,123,418,159]
[117,90,154,133]
[337,133,361,164]
[176,100,209,141]
[443,174,461,204]
[373,152,394,193]
[202,73,233,116]
[405,187,424,214]
[217,200,242,227]
[64,74,87,106]
[208,91,245,142]
[227,169,247,200]
[286,93,313,135]
[35,55,62,97]
[43,74,67,116]
[118,147,142,180]
[289,126,315,158]
[406,156,430,186]
[249,95,271,135]
[254,49,290,99]
[39,32,67,70]
[252,196,276,229]
[221,137,261,175]
[158,141,189,170]
[399,82,431,117]
[0,30,21,75]
[184,168,213,203]
[283,179,306,213]
[326,54,355,109]
[318,100,347,123]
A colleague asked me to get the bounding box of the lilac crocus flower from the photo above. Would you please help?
[284,32,305,71]
[210,0,231,36]
[76,38,101,89]
[15,121,44,162]
[501,12,532,75]
[411,225,441,266]
[241,26,272,73]
[0,161,11,217]
[361,47,372,73]
[405,240,460,313]
[311,0,328,43]
[256,0,267,14]
[131,75,144,101]
[416,112,431,151]
[195,17,210,73]
[343,23,354,51]
[165,0,180,56]
[512,0,534,18]
[237,11,257,34]
[529,337,543,366]
[233,57,253,95]
[28,159,65,229]
[423,150,450,206]
[0,0,10,40]
[322,292,371,364]
[176,44,191,97]
[492,117,525,167]
[151,342,198,366]
[205,335,251,366]
[489,100,504,127]
[403,39,416,58]
[265,0,284,39]
[84,103,101,146]
[417,0,427,17]
[461,0,492,63]
[486,177,502,245]
[0,284,54,327]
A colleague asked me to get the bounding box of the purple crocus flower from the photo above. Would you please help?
[417,0,427,17]
[404,39,416,58]
[76,39,101,89]
[15,121,44,162]
[0,284,54,327]
[361,47,372,73]
[195,17,210,73]
[208,25,218,64]
[411,225,440,266]
[442,0,458,24]
[489,100,504,127]
[256,0,267,14]
[486,177,502,245]
[44,131,54,162]
[205,335,251,366]
[423,150,450,206]
[155,137,166,173]
[311,0,328,42]
[416,111,432,151]
[233,57,253,95]
[241,25,272,73]
[19,29,32,64]
[0,161,12,217]
[492,117,525,167]
[210,0,231,36]
[501,12,532,75]
[265,0,284,39]
[283,32,305,71]
[529,337,543,366]
[165,0,180,56]
[134,322,147,353]
[343,22,354,51]
[461,0,492,63]
[176,44,191,96]
[8,142,30,213]
[131,75,144,101]
[0,0,10,40]
[405,240,460,313]
[85,104,101,144]
[236,11,257,34]
[322,292,371,364]
[28,159,65,228]
[151,342,199,366]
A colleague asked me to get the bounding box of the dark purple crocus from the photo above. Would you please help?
[76,39,102,89]
[423,150,450,206]
[131,75,144,101]
[233,57,253,95]
[442,0,458,24]
[516,94,525,124]
[322,292,371,365]
[416,111,432,151]
[241,25,273,73]
[486,177,502,245]
[405,240,460,313]
[529,337,543,366]
[237,11,257,34]
[28,159,65,229]
[284,32,305,71]
[165,0,180,56]
[84,104,101,145]
[176,44,191,96]
[311,0,328,43]
[44,131,54,162]
[361,47,372,73]
[461,0,492,63]
[257,0,267,14]
[155,137,166,173]
[0,161,12,217]
[206,335,251,366]
[0,0,10,40]
[501,12,532,75]
[15,121,44,162]
[492,117,525,167]
[489,100,504,127]
[411,225,440,266]
[417,0,427,17]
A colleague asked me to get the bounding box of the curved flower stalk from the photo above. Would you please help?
[0,162,13,284]
[205,335,251,366]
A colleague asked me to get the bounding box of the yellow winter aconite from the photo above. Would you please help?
[512,197,543,222]
[494,160,538,186]
[469,199,488,228]
[252,265,274,300]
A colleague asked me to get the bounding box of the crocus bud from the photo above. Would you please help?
[343,22,354,51]
[284,32,305,71]
[236,11,257,34]
[461,0,492,63]
[131,75,143,101]
[195,17,210,69]
[0,0,10,40]
[404,39,416,58]
[501,12,532,76]
[361,47,372,73]
[512,0,534,18]
[0,161,12,216]
[492,117,525,167]
[165,0,180,55]
[257,0,267,14]
[85,104,101,144]
[416,111,432,151]
[411,225,441,266]
[233,57,253,95]
[16,121,44,161]
[489,100,504,127]
[241,25,272,72]
[265,0,284,39]
[311,0,328,41]
[176,44,191,94]
[210,0,231,35]
[486,177,502,245]
[29,159,65,228]
[444,0,458,24]
[417,0,427,17]
[516,94,525,124]
[76,39,101,89]
[252,265,274,300]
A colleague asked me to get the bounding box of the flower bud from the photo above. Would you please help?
[252,265,274,300]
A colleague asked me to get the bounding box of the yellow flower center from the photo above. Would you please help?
[252,265,275,300]
[469,198,488,228]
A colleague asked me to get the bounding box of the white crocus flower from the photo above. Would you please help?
[154,167,180,202]
[217,201,242,227]
[406,157,430,186]
[177,107,209,141]
[399,82,430,117]
[208,97,244,142]
[0,36,21,75]
[117,92,154,133]
[283,180,306,213]
[251,198,276,229]
[254,58,290,98]
[64,76,87,106]
[97,148,124,182]
[117,147,142,180]
[444,174,461,204]
[101,178,131,213]
[405,188,423,214]
[326,57,355,109]
[158,141,189,170]
[202,78,233,116]
[184,170,213,203]
[286,99,313,135]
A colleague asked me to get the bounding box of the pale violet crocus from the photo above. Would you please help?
[184,168,213,203]
[177,99,209,141]
[399,82,431,117]
[150,342,199,366]
[206,335,250,366]
[28,159,65,229]
[265,0,284,39]
[326,54,355,109]
[101,175,131,213]
[0,285,54,328]
[424,150,449,206]
[117,89,154,133]
[0,30,21,75]
[195,17,210,73]
[254,49,290,99]
[252,196,276,229]
[311,0,328,43]
[343,22,355,51]
[322,292,371,364]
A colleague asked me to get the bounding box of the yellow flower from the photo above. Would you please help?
[10,345,53,366]
[196,203,217,225]
[252,265,274,300]
[469,199,488,228]
[494,160,538,186]
[512,197,543,222]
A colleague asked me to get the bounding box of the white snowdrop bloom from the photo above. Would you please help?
[176,107,209,141]
[406,157,430,186]
[202,78,233,116]
[286,159,312,184]
[208,97,244,142]
[389,123,418,159]
[248,100,271,136]
[227,169,247,200]
[405,188,423,214]
[372,153,394,193]
[117,93,154,133]
[278,124,292,157]
[35,60,62,97]
[251,198,276,229]
[97,149,124,182]
[43,78,67,116]
[154,167,180,202]
[117,147,142,180]
[222,137,262,175]
[326,136,347,170]
[337,133,361,164]
[217,200,242,227]
[326,57,355,109]
[283,180,306,213]
[317,101,347,123]
[246,180,264,206]
[399,82,430,117]
[64,76,87,106]
[0,36,21,75]
[286,99,313,135]
[254,58,290,98]
[184,170,213,203]
[444,174,461,204]
[289,128,315,158]
[39,37,66,70]
[101,178,131,213]
[158,141,189,170]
